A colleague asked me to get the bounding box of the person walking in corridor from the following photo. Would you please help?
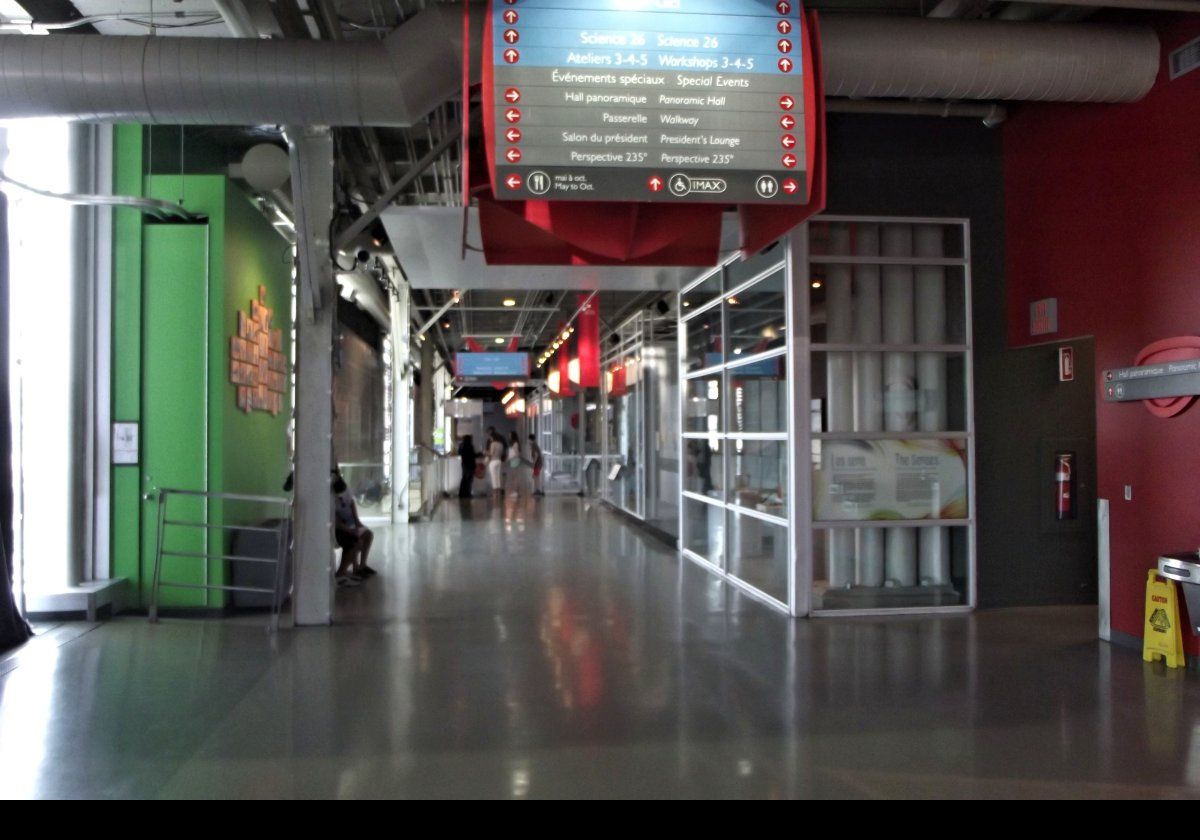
[507,431,527,497]
[529,435,544,496]
[458,434,476,499]
[488,431,505,497]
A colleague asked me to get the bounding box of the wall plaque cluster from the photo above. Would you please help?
[229,285,287,415]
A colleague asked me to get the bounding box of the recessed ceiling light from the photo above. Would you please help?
[811,280,822,289]
[495,337,505,345]
[503,298,516,307]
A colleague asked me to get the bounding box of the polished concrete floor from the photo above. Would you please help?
[3,495,1200,799]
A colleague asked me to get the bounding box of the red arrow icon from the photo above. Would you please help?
[781,134,796,149]
[503,48,520,64]
[782,154,797,169]
[780,114,796,130]
[504,108,522,124]
[778,57,793,73]
[503,9,518,24]
[777,39,792,54]
[782,177,800,195]
[779,95,795,110]
[777,19,792,34]
[505,127,522,143]
[504,29,519,44]
[504,88,521,103]
[776,0,791,13]
[505,174,523,191]
[647,175,664,193]
[505,147,522,163]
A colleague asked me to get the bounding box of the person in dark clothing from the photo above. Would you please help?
[458,434,477,498]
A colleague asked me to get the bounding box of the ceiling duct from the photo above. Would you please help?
[0,4,461,125]
[0,14,1160,125]
[821,16,1159,103]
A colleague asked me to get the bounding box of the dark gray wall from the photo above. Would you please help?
[825,114,1097,608]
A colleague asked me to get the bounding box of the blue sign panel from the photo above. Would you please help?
[456,352,532,379]
[491,0,807,204]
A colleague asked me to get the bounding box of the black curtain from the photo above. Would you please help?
[0,191,31,652]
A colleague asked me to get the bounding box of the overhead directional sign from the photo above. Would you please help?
[487,0,810,204]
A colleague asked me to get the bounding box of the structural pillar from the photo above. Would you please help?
[287,126,335,626]
[389,284,411,523]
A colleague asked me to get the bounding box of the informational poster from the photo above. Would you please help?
[489,0,811,204]
[814,439,968,521]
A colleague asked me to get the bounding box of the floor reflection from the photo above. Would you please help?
[2,498,1200,798]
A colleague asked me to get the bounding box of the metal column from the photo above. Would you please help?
[390,286,411,523]
[287,126,335,626]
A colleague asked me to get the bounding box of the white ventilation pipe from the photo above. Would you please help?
[852,224,885,589]
[821,16,1158,103]
[824,223,855,590]
[882,224,918,589]
[0,5,461,125]
[0,15,1160,125]
[914,225,951,589]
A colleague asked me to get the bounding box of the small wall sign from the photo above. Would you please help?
[1031,298,1058,337]
[1058,346,1075,382]
[113,422,139,465]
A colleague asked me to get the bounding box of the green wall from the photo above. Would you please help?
[111,127,293,609]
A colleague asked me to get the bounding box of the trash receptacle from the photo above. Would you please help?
[1157,552,1200,635]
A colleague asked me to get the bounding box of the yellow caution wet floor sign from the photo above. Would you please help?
[1144,569,1186,669]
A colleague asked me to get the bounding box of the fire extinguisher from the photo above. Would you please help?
[1055,451,1076,520]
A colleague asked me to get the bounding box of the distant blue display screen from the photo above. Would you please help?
[706,352,780,377]
[456,352,530,378]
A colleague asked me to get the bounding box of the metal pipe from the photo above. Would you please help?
[0,4,462,124]
[0,15,1160,128]
[1015,0,1200,12]
[821,15,1158,103]
[826,98,1008,127]
[416,290,461,337]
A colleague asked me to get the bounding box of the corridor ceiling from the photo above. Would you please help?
[2,0,1161,359]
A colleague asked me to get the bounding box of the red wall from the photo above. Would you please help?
[1005,16,1200,648]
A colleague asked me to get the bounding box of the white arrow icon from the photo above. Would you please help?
[778,39,792,54]
[504,48,519,64]
[778,57,793,72]
[504,29,519,44]
[781,135,796,149]
[505,148,522,163]
[505,109,521,123]
[779,96,795,110]
[505,88,521,103]
[505,128,522,142]
[782,154,797,168]
[505,174,522,190]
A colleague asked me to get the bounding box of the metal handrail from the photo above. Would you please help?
[150,489,293,632]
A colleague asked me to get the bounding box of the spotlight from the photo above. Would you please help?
[494,337,505,345]
[503,298,516,307]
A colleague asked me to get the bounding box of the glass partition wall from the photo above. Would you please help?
[679,245,794,610]
[600,311,680,537]
[677,216,975,617]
